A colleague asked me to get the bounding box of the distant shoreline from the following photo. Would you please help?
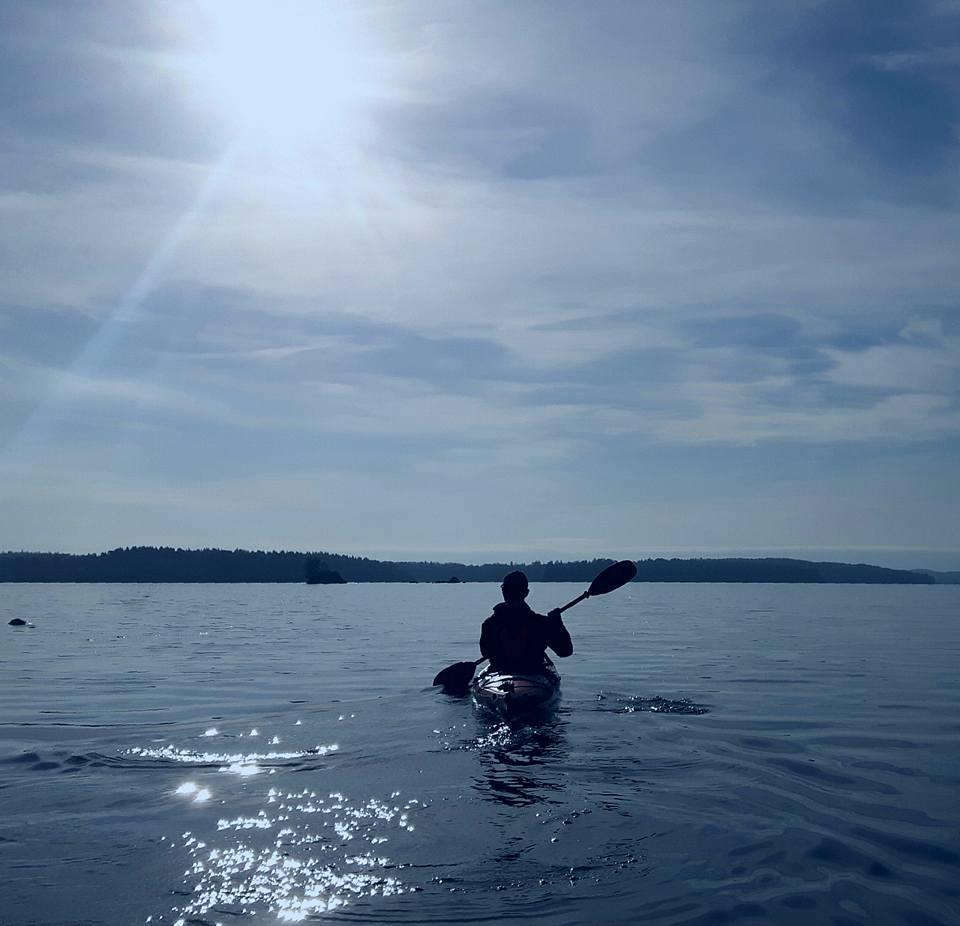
[1,547,953,584]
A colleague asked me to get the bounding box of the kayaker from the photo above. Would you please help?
[480,571,573,673]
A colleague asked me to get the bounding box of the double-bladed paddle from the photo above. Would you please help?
[432,559,638,695]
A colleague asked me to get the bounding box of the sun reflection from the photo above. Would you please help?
[144,727,421,920]
[171,788,419,922]
[175,781,213,803]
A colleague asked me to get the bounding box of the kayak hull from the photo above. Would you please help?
[471,661,561,718]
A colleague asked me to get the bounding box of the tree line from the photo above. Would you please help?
[0,547,934,584]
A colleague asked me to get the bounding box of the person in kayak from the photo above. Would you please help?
[480,571,573,674]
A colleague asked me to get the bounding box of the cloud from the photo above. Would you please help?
[824,340,960,393]
[870,43,960,74]
[652,384,960,445]
[1,0,958,559]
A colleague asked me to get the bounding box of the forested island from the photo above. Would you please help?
[0,547,943,584]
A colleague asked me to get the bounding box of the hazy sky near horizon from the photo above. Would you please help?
[1,0,959,568]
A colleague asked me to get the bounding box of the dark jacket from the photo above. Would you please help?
[480,600,573,673]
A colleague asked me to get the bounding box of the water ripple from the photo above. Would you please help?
[594,693,711,714]
[124,743,339,776]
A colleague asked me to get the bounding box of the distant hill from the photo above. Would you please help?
[912,570,960,585]
[634,557,932,584]
[0,547,936,584]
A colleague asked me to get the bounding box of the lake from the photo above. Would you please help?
[1,582,958,925]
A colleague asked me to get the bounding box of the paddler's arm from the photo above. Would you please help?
[545,609,573,657]
[479,615,496,661]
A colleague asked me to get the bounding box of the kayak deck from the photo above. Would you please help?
[470,661,561,718]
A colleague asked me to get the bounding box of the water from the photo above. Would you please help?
[1,582,959,926]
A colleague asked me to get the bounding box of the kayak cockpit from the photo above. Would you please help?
[470,660,561,718]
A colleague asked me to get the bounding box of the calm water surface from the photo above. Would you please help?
[1,583,958,925]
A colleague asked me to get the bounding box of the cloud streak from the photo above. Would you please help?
[0,0,958,562]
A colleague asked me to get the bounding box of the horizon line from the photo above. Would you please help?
[2,545,956,572]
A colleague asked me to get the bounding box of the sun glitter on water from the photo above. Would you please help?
[172,789,418,923]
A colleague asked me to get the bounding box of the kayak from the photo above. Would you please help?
[470,660,561,718]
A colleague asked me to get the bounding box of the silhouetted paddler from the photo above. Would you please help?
[479,571,573,674]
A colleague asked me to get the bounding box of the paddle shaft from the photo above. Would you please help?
[557,591,589,614]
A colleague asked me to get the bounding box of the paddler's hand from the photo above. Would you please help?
[547,608,563,622]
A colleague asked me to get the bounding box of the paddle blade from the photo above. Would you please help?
[588,559,638,596]
[432,660,478,692]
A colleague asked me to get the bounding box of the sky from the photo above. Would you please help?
[1,0,959,569]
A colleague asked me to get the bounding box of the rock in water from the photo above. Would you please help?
[9,618,28,626]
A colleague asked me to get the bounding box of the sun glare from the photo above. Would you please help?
[187,1,381,151]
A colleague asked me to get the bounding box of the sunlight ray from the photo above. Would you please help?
[0,144,239,464]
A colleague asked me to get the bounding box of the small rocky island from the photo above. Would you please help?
[304,557,346,585]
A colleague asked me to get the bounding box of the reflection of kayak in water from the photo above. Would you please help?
[471,659,561,718]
